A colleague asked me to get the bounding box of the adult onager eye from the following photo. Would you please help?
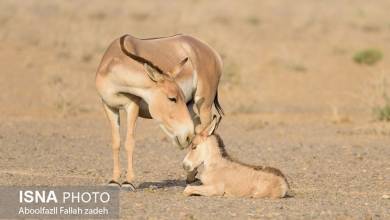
[168,97,177,103]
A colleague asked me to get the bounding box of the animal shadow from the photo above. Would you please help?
[138,179,187,190]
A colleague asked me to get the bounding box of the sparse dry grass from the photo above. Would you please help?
[245,16,260,26]
[374,103,390,121]
[373,87,390,121]
[353,49,383,65]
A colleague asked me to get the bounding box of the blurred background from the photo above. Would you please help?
[1,0,390,123]
[1,1,390,218]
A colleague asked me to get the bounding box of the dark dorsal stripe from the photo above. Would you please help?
[213,134,288,181]
[119,34,165,74]
[137,33,182,41]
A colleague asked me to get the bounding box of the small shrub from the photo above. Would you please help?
[246,16,260,26]
[353,49,383,65]
[374,104,390,121]
[81,53,93,63]
[374,94,390,121]
[288,63,307,72]
[361,24,381,33]
[366,73,390,122]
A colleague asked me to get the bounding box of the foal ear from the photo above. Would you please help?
[203,115,220,136]
[169,57,189,78]
[144,63,164,82]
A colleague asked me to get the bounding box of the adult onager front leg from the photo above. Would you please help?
[103,99,140,190]
[103,104,121,185]
[122,100,140,190]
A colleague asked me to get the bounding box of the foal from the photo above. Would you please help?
[182,118,290,198]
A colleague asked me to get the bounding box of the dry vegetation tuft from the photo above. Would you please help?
[353,49,383,65]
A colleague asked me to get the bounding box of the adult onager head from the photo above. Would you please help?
[95,34,224,190]
[183,117,289,198]
[141,58,195,146]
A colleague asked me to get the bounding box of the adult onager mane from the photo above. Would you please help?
[95,34,223,189]
[182,118,289,198]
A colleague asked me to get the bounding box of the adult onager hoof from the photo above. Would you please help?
[108,180,121,187]
[121,181,136,192]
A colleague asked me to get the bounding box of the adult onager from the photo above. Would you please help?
[182,117,289,198]
[95,34,223,190]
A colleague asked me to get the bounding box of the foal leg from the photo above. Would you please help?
[103,103,121,186]
[183,184,224,197]
[122,101,139,191]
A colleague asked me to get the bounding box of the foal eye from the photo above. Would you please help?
[168,97,177,103]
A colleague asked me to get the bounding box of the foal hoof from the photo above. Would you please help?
[121,181,136,192]
[108,180,121,187]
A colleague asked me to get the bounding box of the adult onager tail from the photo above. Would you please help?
[95,34,224,189]
[182,117,289,198]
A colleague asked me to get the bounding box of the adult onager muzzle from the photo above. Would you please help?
[159,122,194,149]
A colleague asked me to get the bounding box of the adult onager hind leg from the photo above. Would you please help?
[95,34,224,189]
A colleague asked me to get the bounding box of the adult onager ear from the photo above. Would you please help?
[144,63,164,82]
[168,57,189,78]
[201,115,220,136]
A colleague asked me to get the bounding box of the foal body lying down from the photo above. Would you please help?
[182,120,289,198]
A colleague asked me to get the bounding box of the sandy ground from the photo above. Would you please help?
[1,0,390,219]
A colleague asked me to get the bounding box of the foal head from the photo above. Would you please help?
[182,116,220,172]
